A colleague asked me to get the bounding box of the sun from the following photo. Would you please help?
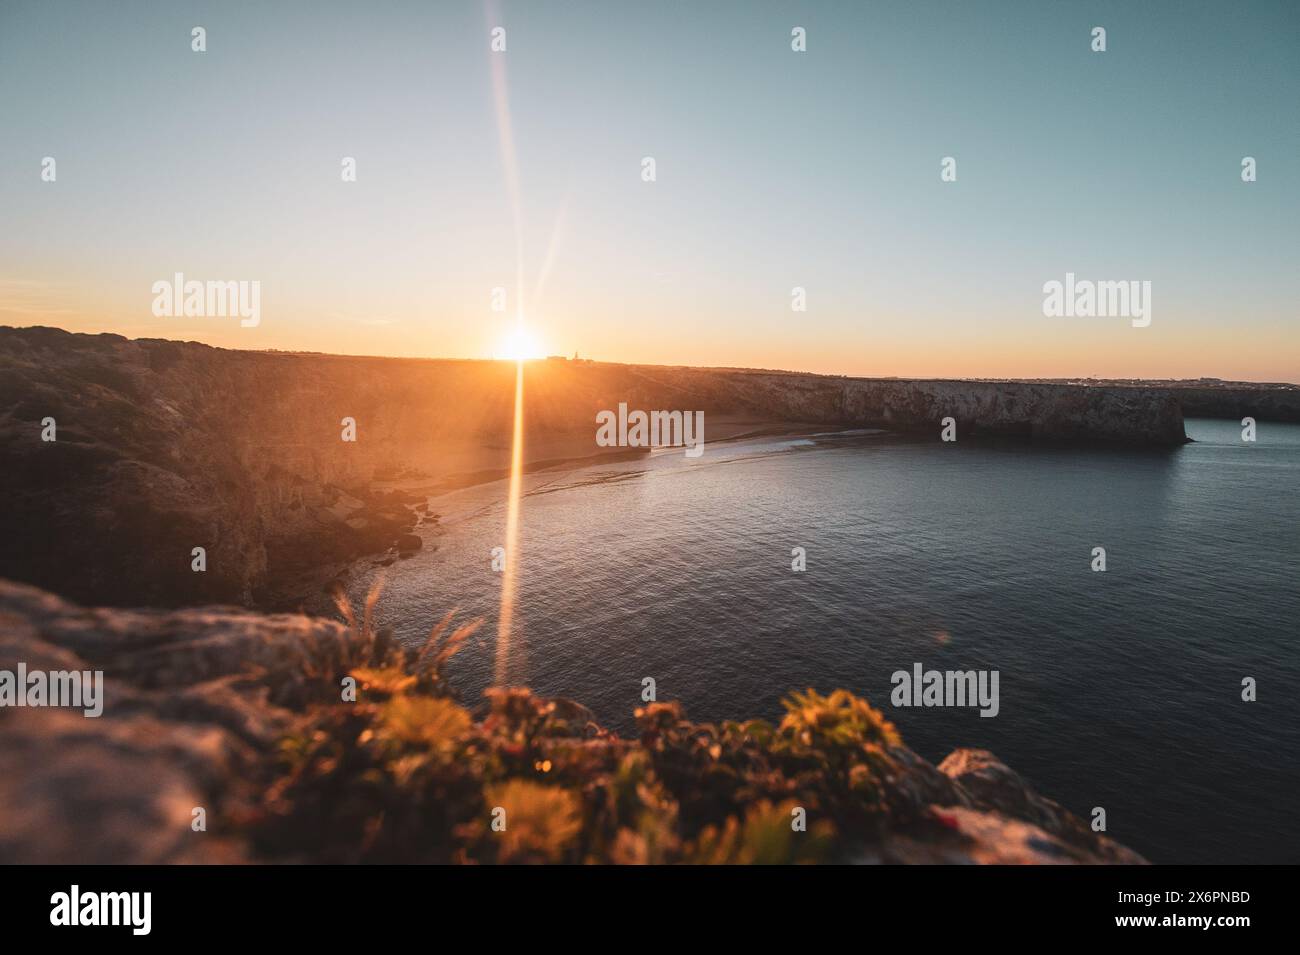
[495,324,547,361]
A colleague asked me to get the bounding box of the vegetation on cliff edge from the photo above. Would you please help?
[239,589,943,864]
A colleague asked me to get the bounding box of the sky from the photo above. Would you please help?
[1,0,1297,381]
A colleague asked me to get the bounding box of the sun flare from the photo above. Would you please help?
[495,324,547,362]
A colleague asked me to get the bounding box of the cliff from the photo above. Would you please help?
[0,578,1146,864]
[730,372,1190,443]
[0,326,1212,609]
[1165,383,1300,423]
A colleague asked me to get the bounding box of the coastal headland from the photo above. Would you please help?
[2,325,1295,609]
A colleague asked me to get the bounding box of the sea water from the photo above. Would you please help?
[352,419,1300,864]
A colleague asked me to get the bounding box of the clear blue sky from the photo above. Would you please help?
[1,0,1296,379]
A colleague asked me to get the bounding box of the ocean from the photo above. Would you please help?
[349,418,1300,864]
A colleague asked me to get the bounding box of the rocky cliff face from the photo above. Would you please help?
[0,327,1194,609]
[1171,384,1300,423]
[716,372,1189,443]
[0,327,486,608]
[0,578,1146,864]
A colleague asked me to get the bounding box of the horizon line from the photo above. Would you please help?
[3,324,1298,389]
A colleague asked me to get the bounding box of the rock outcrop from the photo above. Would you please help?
[1167,383,1300,423]
[734,373,1189,444]
[0,578,1146,864]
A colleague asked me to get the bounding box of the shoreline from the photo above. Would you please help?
[274,419,868,613]
[246,417,1233,614]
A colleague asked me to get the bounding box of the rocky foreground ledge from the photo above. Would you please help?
[0,579,1144,864]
